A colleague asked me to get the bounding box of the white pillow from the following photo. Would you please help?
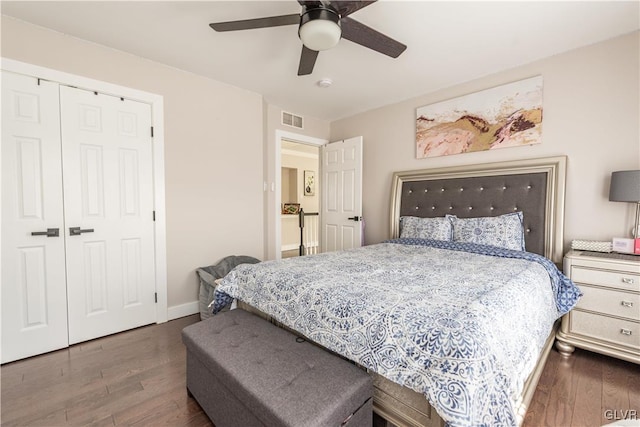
[447,212,525,251]
[400,216,453,241]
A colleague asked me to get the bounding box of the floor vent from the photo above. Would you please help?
[282,111,303,129]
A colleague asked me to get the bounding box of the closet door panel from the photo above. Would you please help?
[60,86,156,345]
[1,71,69,363]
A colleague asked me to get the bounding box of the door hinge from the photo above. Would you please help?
[155,292,158,303]
[150,126,154,137]
[153,211,156,221]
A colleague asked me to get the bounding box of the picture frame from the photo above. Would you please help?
[282,203,300,215]
[416,76,543,158]
[304,170,315,196]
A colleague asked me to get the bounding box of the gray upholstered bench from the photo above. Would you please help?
[182,309,373,427]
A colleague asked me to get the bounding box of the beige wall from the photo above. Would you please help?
[2,17,265,312]
[281,151,320,212]
[331,32,640,250]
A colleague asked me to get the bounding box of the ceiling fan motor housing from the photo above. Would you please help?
[298,7,342,51]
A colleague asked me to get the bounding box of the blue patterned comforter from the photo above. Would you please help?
[212,239,581,427]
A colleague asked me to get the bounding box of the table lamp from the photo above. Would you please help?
[609,170,640,239]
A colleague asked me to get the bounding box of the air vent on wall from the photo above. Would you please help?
[282,111,303,129]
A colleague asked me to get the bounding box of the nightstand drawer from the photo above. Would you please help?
[570,311,640,350]
[577,286,640,321]
[571,266,640,292]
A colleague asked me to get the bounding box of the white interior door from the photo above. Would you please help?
[321,136,363,252]
[60,86,156,344]
[1,71,69,363]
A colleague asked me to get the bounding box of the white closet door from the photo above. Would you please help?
[60,86,156,344]
[1,71,69,363]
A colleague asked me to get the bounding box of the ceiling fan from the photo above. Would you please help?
[209,0,407,76]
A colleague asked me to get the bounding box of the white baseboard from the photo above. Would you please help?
[167,301,199,320]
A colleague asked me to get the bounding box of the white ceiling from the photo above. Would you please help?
[2,1,638,121]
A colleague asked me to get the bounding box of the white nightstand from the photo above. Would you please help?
[555,250,640,364]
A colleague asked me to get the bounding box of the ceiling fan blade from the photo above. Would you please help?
[329,1,377,18]
[210,14,299,32]
[340,17,407,58]
[298,45,319,76]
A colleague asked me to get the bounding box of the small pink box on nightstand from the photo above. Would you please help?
[635,238,640,254]
[613,238,635,253]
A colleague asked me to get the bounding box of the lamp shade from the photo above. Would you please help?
[609,170,640,202]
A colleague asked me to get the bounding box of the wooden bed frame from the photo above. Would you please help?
[244,156,568,427]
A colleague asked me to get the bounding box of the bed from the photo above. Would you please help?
[212,156,580,427]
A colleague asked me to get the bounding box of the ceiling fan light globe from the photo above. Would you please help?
[299,19,341,51]
[298,7,341,52]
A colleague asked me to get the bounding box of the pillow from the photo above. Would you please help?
[399,216,453,241]
[447,212,526,251]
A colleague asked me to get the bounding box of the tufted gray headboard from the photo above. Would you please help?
[389,156,567,262]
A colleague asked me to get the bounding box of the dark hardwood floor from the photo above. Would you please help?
[1,314,638,426]
[1,315,209,426]
[523,345,640,427]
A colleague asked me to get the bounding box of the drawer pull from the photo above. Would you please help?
[621,277,635,284]
[621,301,634,308]
[620,328,633,336]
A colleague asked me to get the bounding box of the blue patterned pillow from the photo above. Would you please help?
[447,212,526,251]
[399,216,453,241]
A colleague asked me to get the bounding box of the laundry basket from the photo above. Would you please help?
[196,255,260,320]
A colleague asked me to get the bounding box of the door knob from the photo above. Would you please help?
[348,216,362,222]
[31,228,59,237]
[69,227,95,236]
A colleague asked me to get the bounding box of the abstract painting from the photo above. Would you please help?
[416,76,543,158]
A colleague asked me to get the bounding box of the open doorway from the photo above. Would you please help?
[280,139,320,258]
[273,130,326,260]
